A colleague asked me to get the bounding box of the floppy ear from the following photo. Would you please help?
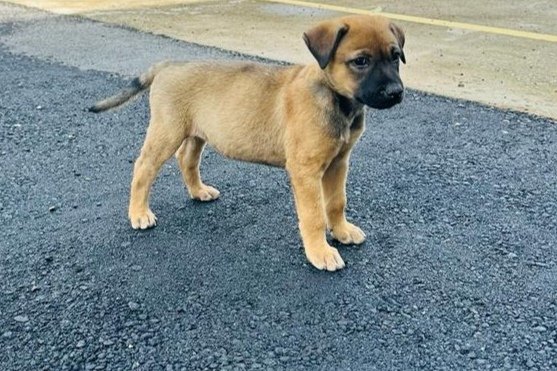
[390,23,406,64]
[303,21,349,69]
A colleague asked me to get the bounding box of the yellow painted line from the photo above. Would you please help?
[264,0,557,43]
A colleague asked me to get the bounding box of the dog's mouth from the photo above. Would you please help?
[369,94,404,109]
[357,92,404,110]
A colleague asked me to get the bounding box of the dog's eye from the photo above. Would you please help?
[351,56,370,69]
[392,51,401,62]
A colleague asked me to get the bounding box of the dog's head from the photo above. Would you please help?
[303,15,406,110]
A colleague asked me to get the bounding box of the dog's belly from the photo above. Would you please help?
[217,144,286,167]
[193,121,286,168]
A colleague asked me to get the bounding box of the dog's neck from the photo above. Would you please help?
[333,92,361,119]
[308,66,364,135]
[318,69,363,120]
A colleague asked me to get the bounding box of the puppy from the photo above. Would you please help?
[90,15,406,271]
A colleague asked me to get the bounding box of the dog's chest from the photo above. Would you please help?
[328,109,365,143]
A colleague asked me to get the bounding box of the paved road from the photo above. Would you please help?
[1,4,556,371]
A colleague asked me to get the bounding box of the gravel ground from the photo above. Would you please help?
[1,4,556,371]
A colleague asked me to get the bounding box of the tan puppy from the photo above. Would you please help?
[90,15,406,271]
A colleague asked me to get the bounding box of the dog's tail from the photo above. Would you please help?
[88,61,173,113]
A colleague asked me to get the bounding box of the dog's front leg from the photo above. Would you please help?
[322,155,366,245]
[288,166,345,271]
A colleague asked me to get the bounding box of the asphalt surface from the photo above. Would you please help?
[1,4,557,371]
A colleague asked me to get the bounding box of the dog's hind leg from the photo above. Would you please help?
[128,118,186,229]
[175,136,220,201]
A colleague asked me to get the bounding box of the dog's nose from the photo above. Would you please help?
[384,84,404,99]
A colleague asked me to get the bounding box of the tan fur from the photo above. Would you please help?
[91,15,405,271]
